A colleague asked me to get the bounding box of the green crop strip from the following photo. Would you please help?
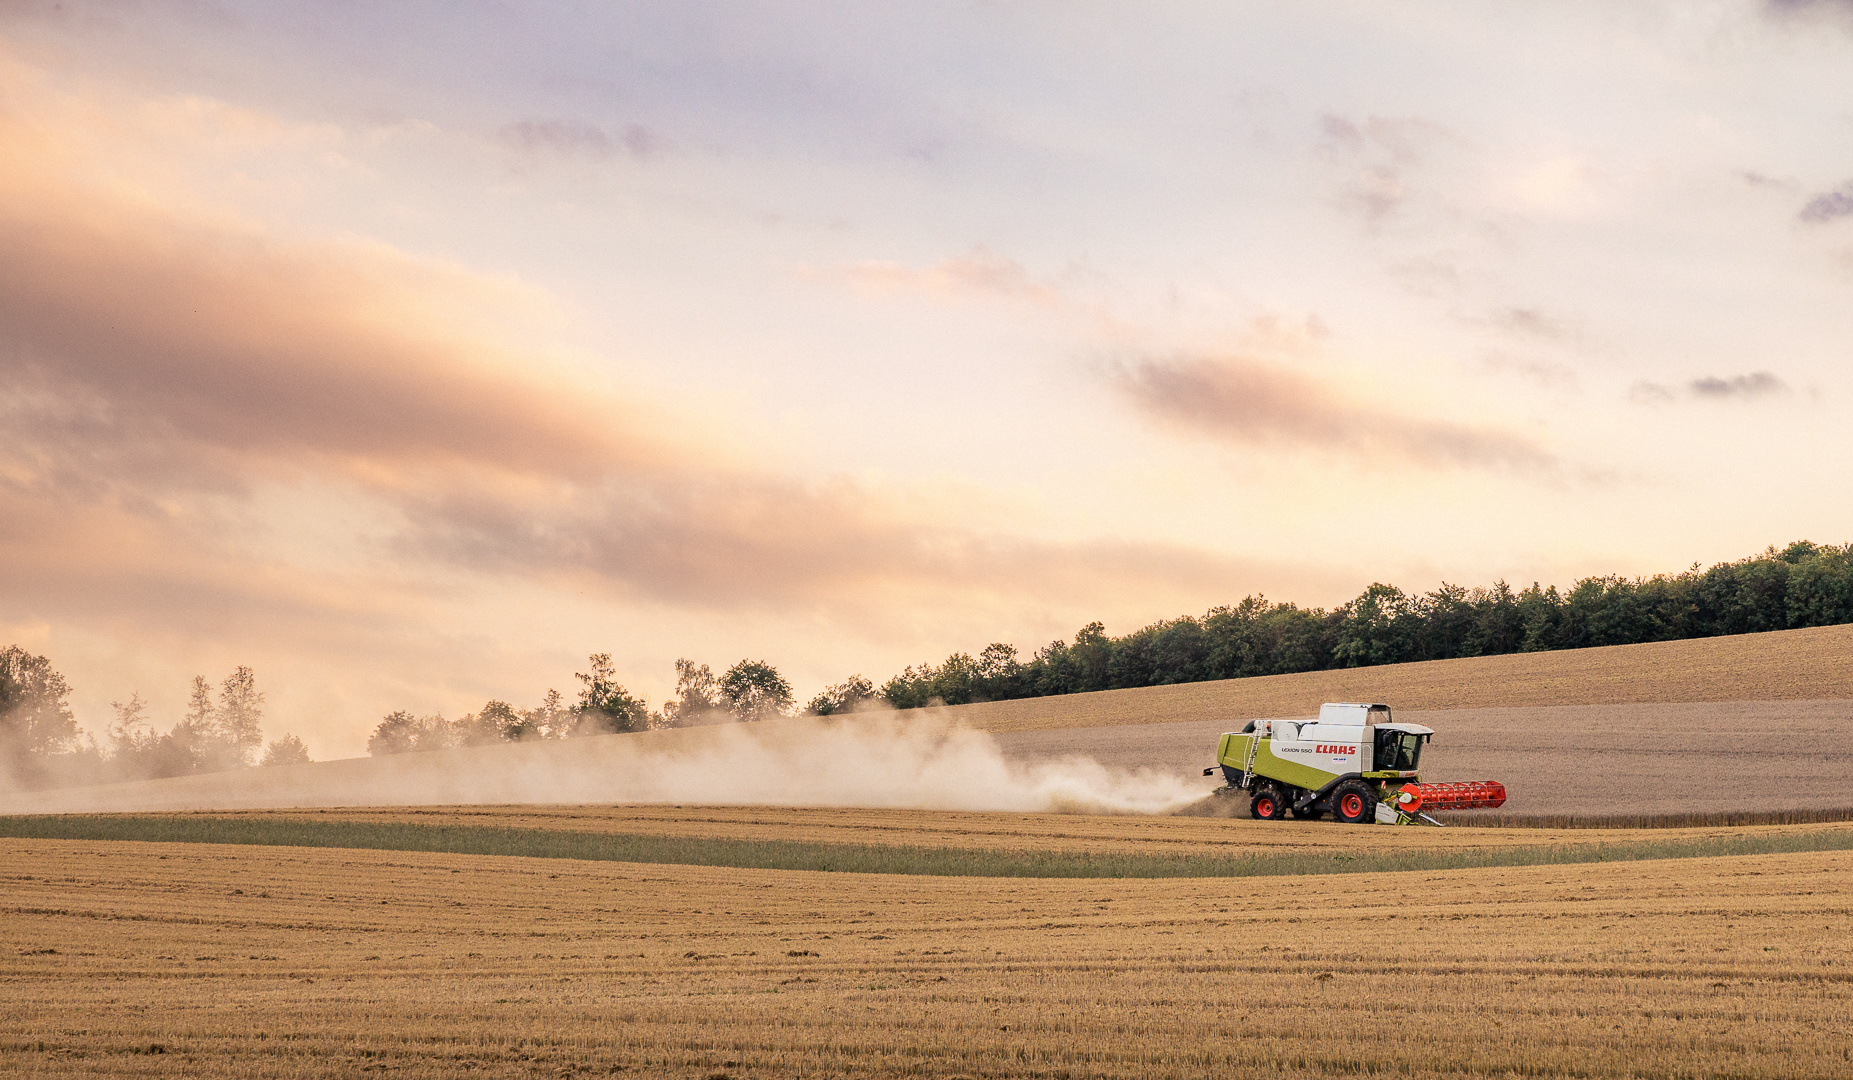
[3,814,1853,878]
[1446,806,1853,830]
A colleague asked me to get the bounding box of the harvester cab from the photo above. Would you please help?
[1202,702,1505,825]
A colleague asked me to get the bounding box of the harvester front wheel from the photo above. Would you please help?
[1332,780,1376,824]
[1250,788,1287,820]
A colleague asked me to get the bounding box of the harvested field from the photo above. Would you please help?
[949,622,1853,733]
[4,835,1853,1079]
[13,700,1853,820]
[998,699,1853,816]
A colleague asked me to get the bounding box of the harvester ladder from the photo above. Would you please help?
[1239,733,1261,789]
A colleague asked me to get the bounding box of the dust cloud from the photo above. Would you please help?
[2,713,1204,816]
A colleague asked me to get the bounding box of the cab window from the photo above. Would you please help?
[1374,731,1424,771]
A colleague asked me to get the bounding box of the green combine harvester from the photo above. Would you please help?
[1205,702,1506,825]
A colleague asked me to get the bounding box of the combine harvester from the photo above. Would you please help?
[1204,702,1505,825]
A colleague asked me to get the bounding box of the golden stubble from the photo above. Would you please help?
[3,834,1850,1079]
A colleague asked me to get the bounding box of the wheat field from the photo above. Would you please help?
[5,834,1852,1079]
[9,627,1853,1076]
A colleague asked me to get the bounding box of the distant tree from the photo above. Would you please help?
[807,674,876,716]
[368,711,417,755]
[456,700,521,746]
[974,644,1023,698]
[1026,622,1111,697]
[719,660,794,722]
[166,674,220,772]
[97,692,191,781]
[1068,622,1111,692]
[0,645,77,762]
[260,734,311,766]
[1333,583,1421,667]
[159,670,260,773]
[410,715,455,751]
[880,664,935,710]
[107,692,153,751]
[105,692,163,779]
[215,666,265,766]
[182,675,215,735]
[1463,581,1524,657]
[572,654,649,734]
[1789,547,1853,627]
[368,711,457,755]
[517,688,569,740]
[927,652,979,705]
[661,659,726,726]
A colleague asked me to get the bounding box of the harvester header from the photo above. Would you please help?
[1203,702,1505,825]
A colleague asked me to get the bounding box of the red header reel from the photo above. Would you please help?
[1391,781,1507,812]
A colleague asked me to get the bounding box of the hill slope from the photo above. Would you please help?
[945,623,1853,734]
[6,624,1848,817]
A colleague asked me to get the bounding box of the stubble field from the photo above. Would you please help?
[5,833,1853,1079]
[7,627,1853,1077]
[995,699,1853,817]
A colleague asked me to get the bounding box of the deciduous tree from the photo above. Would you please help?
[719,660,793,722]
[808,674,876,716]
[661,659,725,726]
[260,734,311,766]
[0,645,76,762]
[369,711,456,755]
[457,700,521,746]
[216,666,265,765]
[573,654,649,734]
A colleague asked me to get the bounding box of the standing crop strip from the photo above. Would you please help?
[5,811,1853,877]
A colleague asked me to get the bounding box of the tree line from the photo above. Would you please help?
[871,541,1853,708]
[0,651,308,789]
[364,654,801,754]
[0,646,814,780]
[8,540,1850,781]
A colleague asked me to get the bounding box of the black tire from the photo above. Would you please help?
[1250,787,1287,821]
[1332,780,1376,824]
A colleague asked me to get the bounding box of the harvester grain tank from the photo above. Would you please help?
[1203,702,1506,825]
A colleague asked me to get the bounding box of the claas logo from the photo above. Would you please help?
[1316,744,1355,755]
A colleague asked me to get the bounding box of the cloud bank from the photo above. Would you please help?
[1800,183,1853,224]
[0,47,1294,666]
[500,119,668,160]
[1631,372,1790,405]
[1114,354,1557,475]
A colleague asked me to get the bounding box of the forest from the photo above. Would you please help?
[868,541,1853,710]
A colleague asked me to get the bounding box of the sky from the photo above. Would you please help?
[2,0,1851,758]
